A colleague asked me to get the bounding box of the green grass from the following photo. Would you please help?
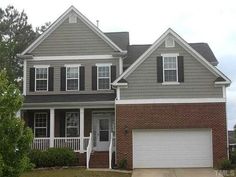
[21,168,132,177]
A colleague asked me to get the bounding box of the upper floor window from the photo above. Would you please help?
[163,54,178,82]
[97,64,111,90]
[65,112,80,137]
[35,67,48,91]
[34,112,48,137]
[66,65,80,91]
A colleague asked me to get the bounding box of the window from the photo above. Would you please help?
[97,65,111,90]
[66,66,80,91]
[35,67,48,91]
[163,55,178,82]
[65,112,79,137]
[34,113,48,137]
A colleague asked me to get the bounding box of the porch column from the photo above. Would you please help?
[80,107,84,152]
[49,108,55,147]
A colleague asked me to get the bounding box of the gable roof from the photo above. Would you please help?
[21,6,124,55]
[105,32,129,50]
[112,28,231,86]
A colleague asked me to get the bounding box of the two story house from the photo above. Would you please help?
[18,6,231,169]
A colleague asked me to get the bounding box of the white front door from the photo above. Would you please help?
[92,112,113,151]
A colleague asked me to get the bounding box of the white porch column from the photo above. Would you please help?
[49,108,55,148]
[80,107,84,152]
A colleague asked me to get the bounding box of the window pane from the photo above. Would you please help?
[98,78,109,89]
[67,79,78,90]
[98,66,109,77]
[66,128,79,137]
[99,119,109,131]
[164,57,176,69]
[164,70,177,82]
[67,67,78,79]
[100,131,109,141]
[36,80,47,91]
[35,128,47,137]
[36,68,47,79]
[66,112,79,137]
[35,113,47,127]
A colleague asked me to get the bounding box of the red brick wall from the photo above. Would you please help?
[116,103,227,169]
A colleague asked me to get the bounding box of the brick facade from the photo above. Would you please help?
[116,103,227,169]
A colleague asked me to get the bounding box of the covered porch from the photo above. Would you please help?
[22,108,115,154]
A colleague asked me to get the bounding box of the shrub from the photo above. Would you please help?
[29,148,76,168]
[217,159,232,170]
[118,159,127,169]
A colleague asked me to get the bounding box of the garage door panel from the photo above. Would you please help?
[133,129,213,168]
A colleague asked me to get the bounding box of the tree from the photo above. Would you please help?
[0,5,50,84]
[0,70,33,177]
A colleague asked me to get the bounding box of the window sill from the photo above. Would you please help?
[162,82,180,86]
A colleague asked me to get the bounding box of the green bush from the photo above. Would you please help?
[217,159,232,170]
[29,148,76,168]
[118,159,127,169]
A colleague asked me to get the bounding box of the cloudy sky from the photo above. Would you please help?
[2,0,235,129]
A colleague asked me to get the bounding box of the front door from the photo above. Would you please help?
[92,112,113,151]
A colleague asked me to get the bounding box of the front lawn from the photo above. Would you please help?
[21,168,131,177]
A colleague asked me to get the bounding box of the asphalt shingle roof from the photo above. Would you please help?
[105,32,218,66]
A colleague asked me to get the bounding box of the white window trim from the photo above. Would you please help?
[96,64,111,90]
[161,53,179,84]
[65,112,80,137]
[65,65,81,91]
[165,36,175,48]
[34,112,48,138]
[34,66,49,92]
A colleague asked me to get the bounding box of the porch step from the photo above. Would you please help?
[89,151,109,168]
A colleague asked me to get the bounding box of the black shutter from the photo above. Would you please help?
[60,112,65,137]
[157,56,163,83]
[178,56,184,82]
[92,66,97,90]
[28,111,34,132]
[79,66,85,91]
[47,112,50,137]
[60,67,66,91]
[29,68,35,91]
[48,67,54,91]
[111,65,116,82]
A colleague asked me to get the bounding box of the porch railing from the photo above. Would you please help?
[86,133,93,169]
[31,137,89,152]
[31,138,50,151]
[54,137,80,152]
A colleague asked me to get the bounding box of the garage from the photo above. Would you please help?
[132,129,213,168]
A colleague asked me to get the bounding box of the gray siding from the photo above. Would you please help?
[26,59,119,95]
[31,15,114,56]
[120,42,223,99]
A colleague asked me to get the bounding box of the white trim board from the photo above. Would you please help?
[32,55,116,61]
[112,28,231,86]
[21,6,124,55]
[115,98,226,104]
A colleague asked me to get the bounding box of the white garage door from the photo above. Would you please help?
[133,129,213,168]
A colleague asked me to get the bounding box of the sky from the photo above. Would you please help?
[2,0,235,129]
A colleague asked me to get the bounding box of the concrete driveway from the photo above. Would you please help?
[132,168,223,177]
